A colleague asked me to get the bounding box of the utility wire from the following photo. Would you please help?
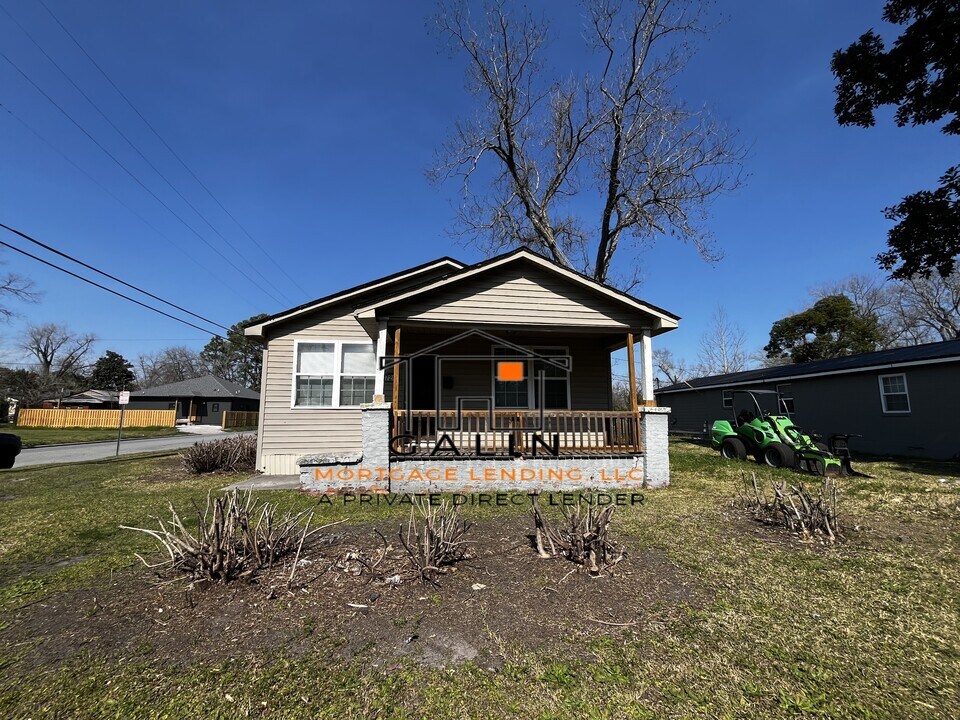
[0,102,256,311]
[0,222,230,331]
[35,0,311,298]
[0,233,225,338]
[0,51,287,308]
[0,1,295,305]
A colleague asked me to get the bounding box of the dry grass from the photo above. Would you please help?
[0,442,958,719]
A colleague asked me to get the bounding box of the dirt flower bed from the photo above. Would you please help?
[1,516,702,671]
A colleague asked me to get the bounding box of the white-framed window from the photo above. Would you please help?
[491,345,570,410]
[878,373,910,414]
[722,390,733,408]
[293,340,376,408]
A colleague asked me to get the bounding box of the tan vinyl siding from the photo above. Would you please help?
[258,309,373,473]
[384,264,639,328]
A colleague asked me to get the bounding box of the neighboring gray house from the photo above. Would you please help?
[40,389,119,409]
[128,374,259,426]
[656,339,960,460]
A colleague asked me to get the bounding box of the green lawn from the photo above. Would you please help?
[9,426,181,448]
[0,442,957,719]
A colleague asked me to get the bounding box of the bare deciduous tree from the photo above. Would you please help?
[813,271,960,347]
[0,273,39,320]
[431,0,744,287]
[20,323,95,387]
[893,272,960,342]
[653,347,691,385]
[697,306,747,375]
[137,346,207,388]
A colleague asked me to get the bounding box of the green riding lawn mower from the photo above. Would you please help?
[710,390,866,477]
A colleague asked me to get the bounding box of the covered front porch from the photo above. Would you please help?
[374,323,657,460]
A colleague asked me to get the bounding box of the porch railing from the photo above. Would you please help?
[392,410,641,456]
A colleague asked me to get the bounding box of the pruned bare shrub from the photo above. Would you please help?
[398,497,471,584]
[531,495,624,575]
[738,471,844,543]
[121,489,339,584]
[180,434,256,474]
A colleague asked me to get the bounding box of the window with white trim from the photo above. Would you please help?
[879,373,910,413]
[722,390,733,408]
[294,341,375,407]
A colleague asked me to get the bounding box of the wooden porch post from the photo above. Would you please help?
[626,332,639,414]
[641,330,656,406]
[374,320,387,401]
[391,326,402,410]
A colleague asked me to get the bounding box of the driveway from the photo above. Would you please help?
[11,430,256,469]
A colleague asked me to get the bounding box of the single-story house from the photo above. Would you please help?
[40,389,119,409]
[655,339,960,460]
[244,248,680,492]
[128,374,260,426]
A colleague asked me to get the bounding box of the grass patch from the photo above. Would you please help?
[0,441,957,718]
[10,426,181,448]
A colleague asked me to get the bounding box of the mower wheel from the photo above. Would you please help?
[763,442,795,469]
[814,441,830,452]
[720,437,747,461]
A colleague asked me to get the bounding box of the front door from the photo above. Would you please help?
[410,356,436,410]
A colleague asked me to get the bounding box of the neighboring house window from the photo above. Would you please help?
[722,390,733,408]
[776,384,794,414]
[294,341,376,408]
[879,373,910,413]
[211,403,220,412]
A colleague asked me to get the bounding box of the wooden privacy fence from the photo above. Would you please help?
[222,410,259,429]
[16,408,176,428]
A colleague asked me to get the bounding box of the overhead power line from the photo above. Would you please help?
[0,51,287,308]
[0,102,257,310]
[35,0,311,298]
[0,1,295,305]
[0,227,225,338]
[0,222,230,331]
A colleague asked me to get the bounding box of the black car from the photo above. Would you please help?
[0,433,21,469]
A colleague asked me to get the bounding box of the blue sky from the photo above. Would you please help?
[0,1,951,374]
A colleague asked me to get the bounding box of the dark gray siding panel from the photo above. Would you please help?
[657,361,960,459]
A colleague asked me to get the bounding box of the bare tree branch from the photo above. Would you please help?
[431,0,745,287]
[697,306,748,375]
[0,270,39,320]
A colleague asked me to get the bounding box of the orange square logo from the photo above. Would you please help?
[497,360,525,382]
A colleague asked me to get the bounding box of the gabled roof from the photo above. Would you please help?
[130,374,260,400]
[354,248,679,331]
[245,248,679,339]
[244,256,464,337]
[656,339,960,394]
[44,389,117,404]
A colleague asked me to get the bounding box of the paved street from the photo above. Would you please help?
[11,430,256,469]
